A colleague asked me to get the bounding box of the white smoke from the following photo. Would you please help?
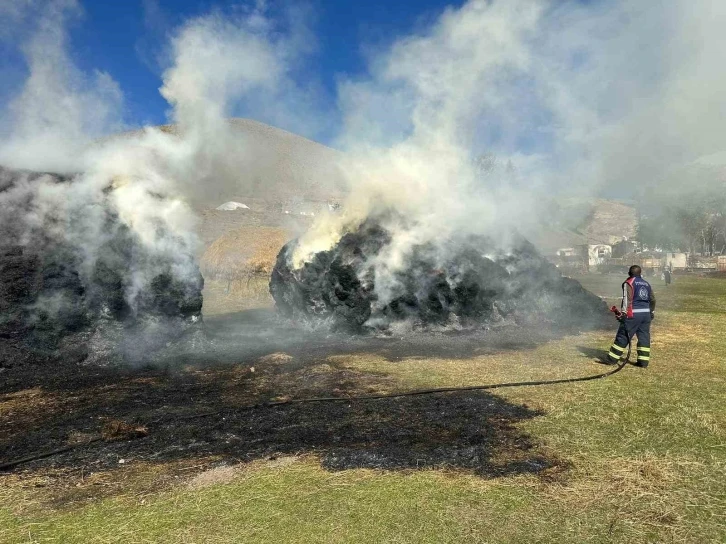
[156,3,319,203]
[0,0,124,172]
[293,0,726,303]
[293,0,548,283]
[530,0,726,194]
[0,0,318,313]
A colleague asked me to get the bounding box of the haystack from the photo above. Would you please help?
[270,217,609,332]
[201,226,291,282]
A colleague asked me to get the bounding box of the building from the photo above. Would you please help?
[578,244,613,267]
[664,252,687,270]
[556,247,578,257]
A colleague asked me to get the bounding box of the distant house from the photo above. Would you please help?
[280,198,334,217]
[578,244,612,267]
[664,252,687,270]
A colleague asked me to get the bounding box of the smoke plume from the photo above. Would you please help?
[0,0,322,302]
[0,0,123,173]
[2,0,725,346]
[0,1,323,363]
[292,0,726,313]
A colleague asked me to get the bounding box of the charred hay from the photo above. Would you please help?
[270,217,608,332]
[0,166,203,368]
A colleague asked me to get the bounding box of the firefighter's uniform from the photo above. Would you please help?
[608,274,655,367]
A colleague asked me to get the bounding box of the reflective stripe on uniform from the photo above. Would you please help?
[637,345,651,362]
[608,343,626,360]
[632,308,650,313]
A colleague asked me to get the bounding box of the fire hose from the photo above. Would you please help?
[0,307,633,472]
[250,306,632,406]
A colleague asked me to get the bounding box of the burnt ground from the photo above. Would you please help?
[0,309,592,496]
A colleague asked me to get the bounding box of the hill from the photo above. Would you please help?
[156,118,348,207]
[583,198,638,244]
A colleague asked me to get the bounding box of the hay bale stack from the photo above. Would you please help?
[201,226,292,282]
[0,166,204,368]
[270,216,610,333]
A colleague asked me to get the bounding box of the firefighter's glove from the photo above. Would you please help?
[650,312,655,320]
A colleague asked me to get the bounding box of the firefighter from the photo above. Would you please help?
[606,265,655,368]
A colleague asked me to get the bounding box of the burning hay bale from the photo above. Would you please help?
[270,217,608,332]
[0,166,203,368]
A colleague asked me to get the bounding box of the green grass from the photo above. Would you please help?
[0,465,558,543]
[1,274,725,543]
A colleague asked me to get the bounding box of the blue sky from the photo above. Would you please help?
[11,0,466,131]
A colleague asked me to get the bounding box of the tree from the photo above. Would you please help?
[638,177,726,255]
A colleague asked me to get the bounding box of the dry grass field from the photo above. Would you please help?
[199,224,287,315]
